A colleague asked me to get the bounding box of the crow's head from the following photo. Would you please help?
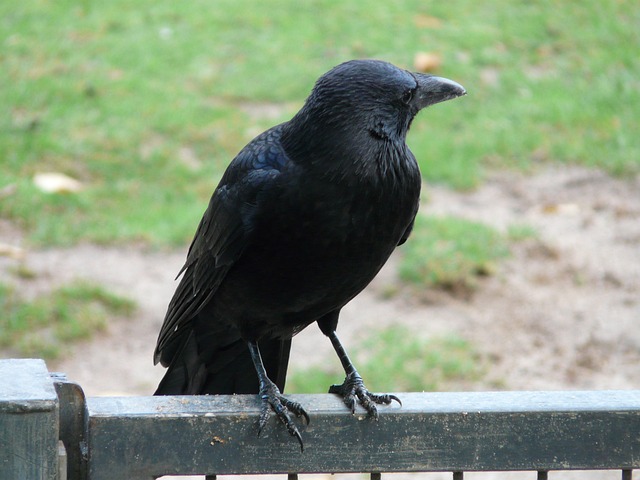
[298,59,466,142]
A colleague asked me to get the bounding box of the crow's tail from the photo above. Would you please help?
[154,327,292,395]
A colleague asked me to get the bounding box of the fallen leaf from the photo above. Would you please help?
[0,243,25,260]
[541,203,580,215]
[33,172,83,194]
[413,52,442,73]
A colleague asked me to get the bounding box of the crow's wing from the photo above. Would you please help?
[153,125,288,367]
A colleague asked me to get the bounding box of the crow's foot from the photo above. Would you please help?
[329,372,401,418]
[257,380,309,452]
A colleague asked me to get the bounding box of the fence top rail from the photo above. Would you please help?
[86,390,640,417]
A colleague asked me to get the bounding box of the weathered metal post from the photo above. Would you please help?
[0,359,61,480]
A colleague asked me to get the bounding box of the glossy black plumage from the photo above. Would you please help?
[154,59,466,446]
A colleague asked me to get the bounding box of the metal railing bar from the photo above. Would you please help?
[82,391,640,479]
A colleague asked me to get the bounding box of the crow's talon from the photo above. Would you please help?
[368,392,402,407]
[257,381,308,452]
[329,372,400,417]
[281,397,310,425]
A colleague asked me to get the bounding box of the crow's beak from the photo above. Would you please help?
[413,74,466,110]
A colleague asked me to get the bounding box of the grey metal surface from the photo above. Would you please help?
[0,358,58,411]
[0,359,59,480]
[53,373,88,480]
[85,390,640,479]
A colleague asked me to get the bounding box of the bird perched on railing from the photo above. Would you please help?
[154,59,466,450]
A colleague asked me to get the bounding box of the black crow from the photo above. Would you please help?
[154,59,466,450]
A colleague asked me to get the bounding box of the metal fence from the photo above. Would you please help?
[1,359,639,480]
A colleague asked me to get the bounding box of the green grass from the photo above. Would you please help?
[1,0,638,246]
[0,281,136,359]
[399,215,510,292]
[287,325,483,393]
[507,223,538,242]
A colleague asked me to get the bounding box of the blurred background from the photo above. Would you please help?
[1,0,639,410]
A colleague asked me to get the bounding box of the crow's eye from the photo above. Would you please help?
[401,88,415,105]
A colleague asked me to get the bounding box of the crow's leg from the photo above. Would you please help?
[247,340,309,451]
[326,331,401,417]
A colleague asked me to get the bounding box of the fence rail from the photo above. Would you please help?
[1,359,639,480]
